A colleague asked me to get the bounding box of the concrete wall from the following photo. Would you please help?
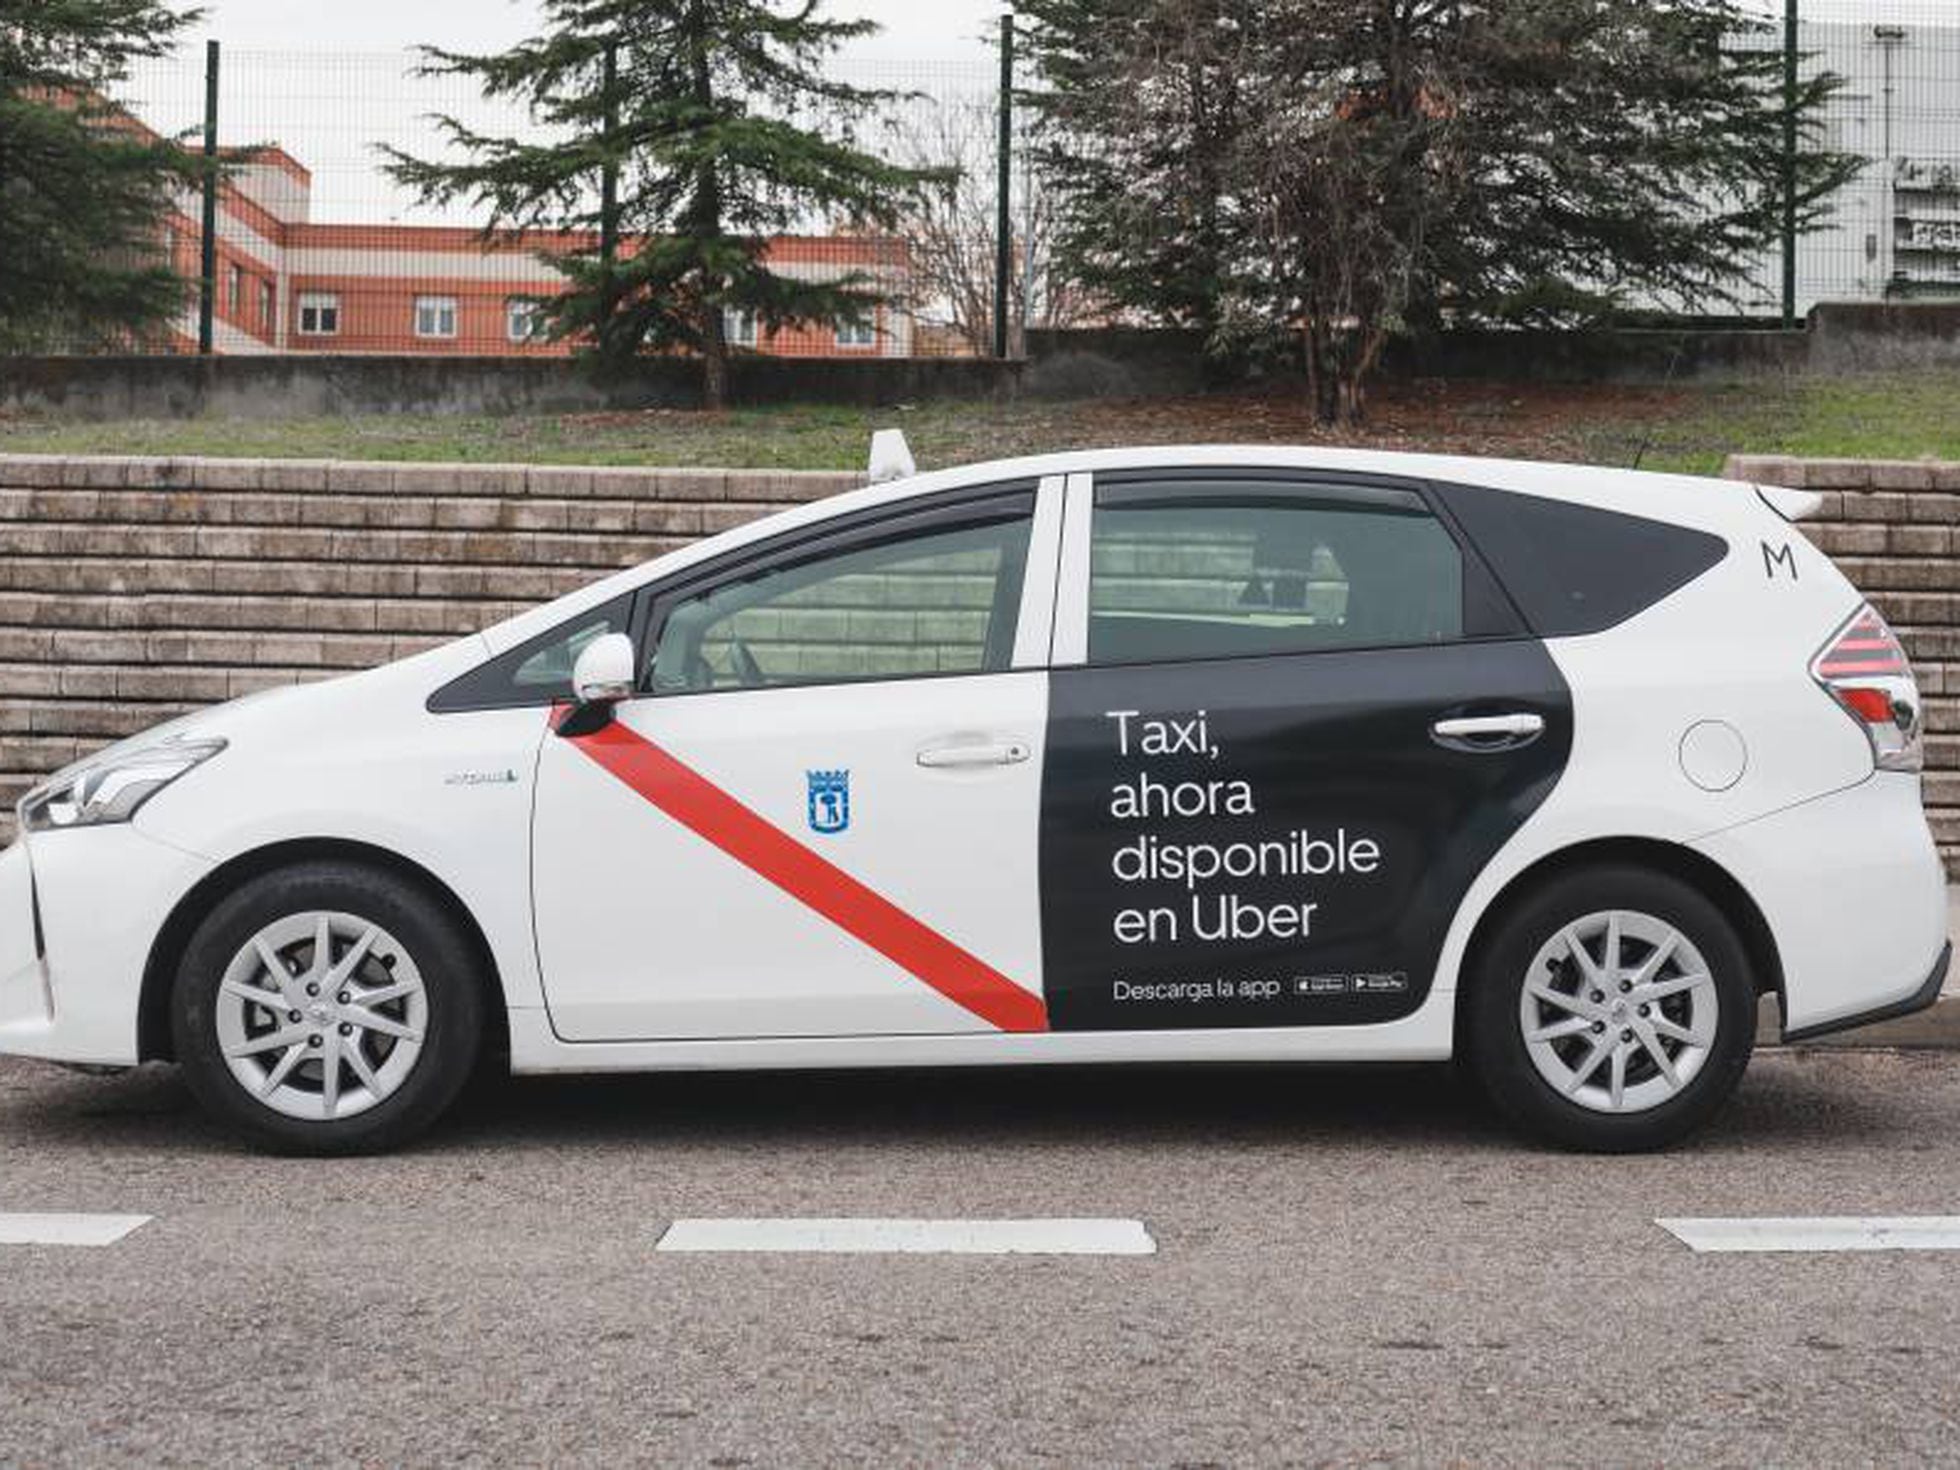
[0,354,1023,422]
[1,452,1953,874]
[1030,303,1960,389]
[7,302,1959,422]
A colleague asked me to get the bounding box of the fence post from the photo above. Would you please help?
[600,41,621,331]
[198,39,220,356]
[1781,0,1798,330]
[994,11,1015,360]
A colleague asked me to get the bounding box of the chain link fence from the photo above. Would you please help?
[98,44,1042,360]
[1769,13,1960,313]
[36,8,1960,363]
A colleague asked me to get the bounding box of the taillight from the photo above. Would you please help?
[1811,604,1923,773]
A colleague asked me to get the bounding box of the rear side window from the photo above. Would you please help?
[1433,482,1727,637]
[1087,481,1468,666]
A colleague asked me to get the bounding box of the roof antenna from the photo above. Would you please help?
[1629,335,1689,471]
[868,429,917,485]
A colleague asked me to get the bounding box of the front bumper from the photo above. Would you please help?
[0,842,50,1034]
[0,827,213,1066]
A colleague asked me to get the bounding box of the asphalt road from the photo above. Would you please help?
[3,1048,1960,1468]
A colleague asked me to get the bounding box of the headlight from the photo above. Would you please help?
[19,738,227,833]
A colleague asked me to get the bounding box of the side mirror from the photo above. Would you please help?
[559,632,636,736]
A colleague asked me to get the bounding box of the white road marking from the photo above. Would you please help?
[0,1213,152,1247]
[1658,1216,1960,1254]
[656,1217,1156,1256]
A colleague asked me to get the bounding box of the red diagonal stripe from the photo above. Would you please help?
[562,715,1048,1034]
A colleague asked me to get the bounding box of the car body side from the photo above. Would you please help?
[0,446,1946,1071]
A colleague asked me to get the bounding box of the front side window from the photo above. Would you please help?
[649,508,1033,695]
[415,295,459,339]
[298,292,340,335]
[836,315,876,348]
[1086,480,1465,666]
[427,597,632,712]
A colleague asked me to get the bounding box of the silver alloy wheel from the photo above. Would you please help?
[214,911,429,1123]
[1518,909,1719,1115]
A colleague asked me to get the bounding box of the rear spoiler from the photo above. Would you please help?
[1755,484,1823,522]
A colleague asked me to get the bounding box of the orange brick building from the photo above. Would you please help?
[161,147,917,358]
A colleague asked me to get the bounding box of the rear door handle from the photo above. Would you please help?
[1431,713,1546,750]
[916,739,1032,769]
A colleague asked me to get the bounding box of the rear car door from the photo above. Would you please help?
[530,480,1060,1041]
[1040,470,1573,1031]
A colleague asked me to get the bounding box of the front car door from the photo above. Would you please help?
[1039,469,1574,1032]
[531,479,1061,1042]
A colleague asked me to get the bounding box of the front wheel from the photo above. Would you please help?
[1464,865,1757,1152]
[171,861,484,1155]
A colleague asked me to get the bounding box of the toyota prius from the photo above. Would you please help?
[0,446,1947,1153]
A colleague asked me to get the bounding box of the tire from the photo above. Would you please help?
[1464,864,1756,1153]
[171,860,485,1155]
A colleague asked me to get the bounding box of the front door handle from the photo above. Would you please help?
[916,739,1032,769]
[1431,713,1546,751]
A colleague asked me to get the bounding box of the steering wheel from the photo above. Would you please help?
[729,638,765,688]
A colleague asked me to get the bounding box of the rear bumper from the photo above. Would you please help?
[1784,941,1951,1043]
[1691,772,1949,1037]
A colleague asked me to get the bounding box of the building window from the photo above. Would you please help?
[415,295,459,340]
[226,264,243,314]
[836,315,876,349]
[724,307,758,347]
[297,292,340,336]
[259,280,275,329]
[506,298,543,344]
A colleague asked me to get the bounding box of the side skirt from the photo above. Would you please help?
[505,994,1456,1075]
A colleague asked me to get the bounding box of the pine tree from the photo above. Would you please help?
[1019,0,1262,343]
[1026,0,1862,425]
[385,0,937,409]
[0,0,204,352]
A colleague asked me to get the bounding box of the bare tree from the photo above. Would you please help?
[892,97,1094,355]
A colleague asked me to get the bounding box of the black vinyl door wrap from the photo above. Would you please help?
[1039,642,1573,1030]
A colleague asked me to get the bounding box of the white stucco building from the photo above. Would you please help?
[1738,17,1960,312]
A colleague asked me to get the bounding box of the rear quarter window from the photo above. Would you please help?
[1432,482,1727,637]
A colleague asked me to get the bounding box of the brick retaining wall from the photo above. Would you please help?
[0,453,1953,874]
[0,457,857,841]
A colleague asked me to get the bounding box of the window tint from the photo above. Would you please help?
[649,514,1032,694]
[1087,486,1464,666]
[427,596,631,712]
[1432,482,1727,637]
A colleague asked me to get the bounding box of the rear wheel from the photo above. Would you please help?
[1465,865,1756,1152]
[171,861,484,1154]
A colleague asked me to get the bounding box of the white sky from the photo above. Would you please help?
[184,0,1957,58]
[143,1,1954,226]
[186,0,1008,64]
